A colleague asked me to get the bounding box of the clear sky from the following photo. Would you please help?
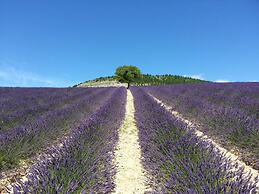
[0,0,259,87]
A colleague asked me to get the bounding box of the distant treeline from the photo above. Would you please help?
[133,74,206,85]
[74,74,207,87]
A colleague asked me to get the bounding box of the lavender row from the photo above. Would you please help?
[0,88,96,132]
[145,82,259,118]
[13,87,126,193]
[0,88,111,145]
[0,88,68,113]
[0,88,115,172]
[131,87,258,193]
[0,88,83,121]
[0,88,96,128]
[144,83,259,169]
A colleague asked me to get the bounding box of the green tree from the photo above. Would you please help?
[115,65,141,89]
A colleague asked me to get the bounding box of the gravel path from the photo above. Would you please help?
[113,90,150,194]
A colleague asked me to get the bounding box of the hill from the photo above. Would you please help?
[74,74,206,87]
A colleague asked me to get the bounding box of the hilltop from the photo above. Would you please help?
[74,74,206,87]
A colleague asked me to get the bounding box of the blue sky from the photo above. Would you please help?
[0,0,259,87]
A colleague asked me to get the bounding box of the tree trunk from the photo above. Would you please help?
[127,82,130,89]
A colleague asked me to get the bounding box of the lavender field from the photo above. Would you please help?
[144,83,259,170]
[0,83,258,193]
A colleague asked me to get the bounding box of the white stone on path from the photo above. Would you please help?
[113,90,150,194]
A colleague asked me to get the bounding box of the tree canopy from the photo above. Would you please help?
[115,65,141,88]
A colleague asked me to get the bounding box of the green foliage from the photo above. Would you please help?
[115,65,141,88]
[76,73,207,87]
[133,74,206,86]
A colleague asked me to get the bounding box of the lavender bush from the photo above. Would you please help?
[144,83,259,169]
[12,87,126,193]
[0,87,116,171]
[131,87,258,193]
[0,88,96,130]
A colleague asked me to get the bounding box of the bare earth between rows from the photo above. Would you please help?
[113,90,150,194]
[150,94,259,187]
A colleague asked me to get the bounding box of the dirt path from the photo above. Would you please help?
[113,90,150,194]
[150,94,259,187]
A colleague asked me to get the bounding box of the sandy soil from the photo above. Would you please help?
[113,90,151,194]
[151,94,259,187]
